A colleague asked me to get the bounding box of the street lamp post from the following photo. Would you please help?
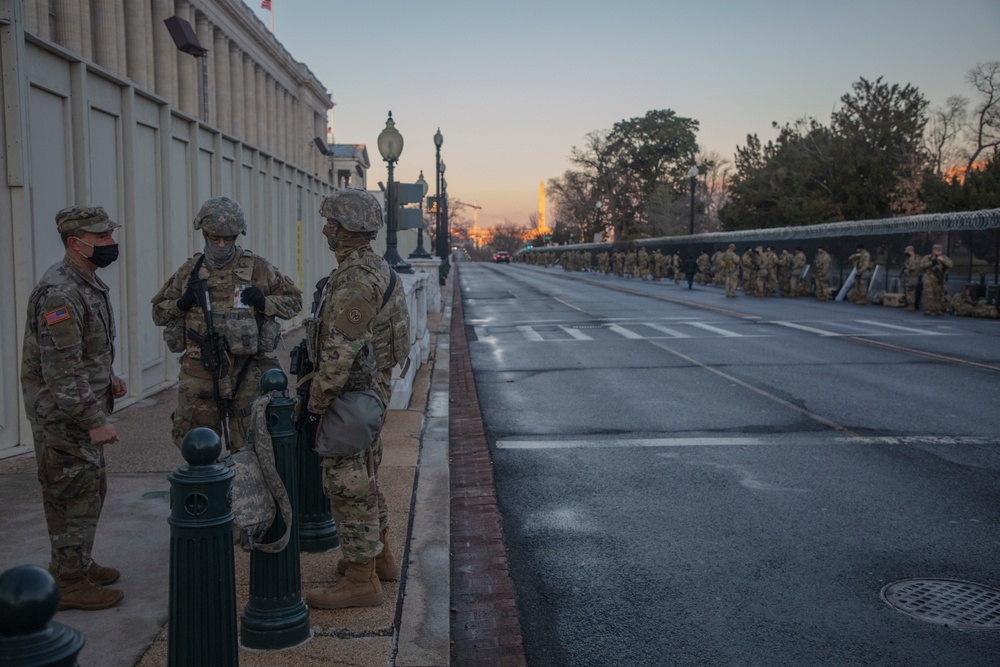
[408,170,431,258]
[688,165,699,236]
[377,111,410,272]
[433,129,444,259]
[440,162,448,256]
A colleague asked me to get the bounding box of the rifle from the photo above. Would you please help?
[186,255,232,450]
[292,276,328,442]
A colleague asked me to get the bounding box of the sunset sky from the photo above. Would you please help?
[243,0,1000,229]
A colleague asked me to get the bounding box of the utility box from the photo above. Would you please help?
[882,292,904,307]
[987,284,999,307]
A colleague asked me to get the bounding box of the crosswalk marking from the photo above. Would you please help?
[644,323,692,338]
[685,321,743,337]
[772,321,840,336]
[606,324,644,339]
[558,325,593,340]
[516,325,544,342]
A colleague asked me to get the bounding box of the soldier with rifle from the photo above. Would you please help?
[151,197,302,451]
[918,243,953,316]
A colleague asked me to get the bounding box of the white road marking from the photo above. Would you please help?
[855,320,946,335]
[516,325,544,342]
[644,323,692,338]
[606,324,644,339]
[496,435,998,450]
[771,321,841,336]
[558,325,593,340]
[685,322,743,337]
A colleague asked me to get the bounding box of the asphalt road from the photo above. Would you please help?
[459,261,1000,667]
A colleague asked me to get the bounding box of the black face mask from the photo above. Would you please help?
[79,240,120,268]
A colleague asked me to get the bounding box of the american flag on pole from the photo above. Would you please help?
[260,0,271,10]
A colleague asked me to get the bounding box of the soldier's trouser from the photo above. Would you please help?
[725,274,738,296]
[904,277,918,307]
[815,275,829,300]
[790,276,800,296]
[321,450,381,564]
[32,423,107,578]
[924,279,945,313]
[172,356,281,451]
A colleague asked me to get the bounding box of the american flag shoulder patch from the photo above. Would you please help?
[44,307,71,326]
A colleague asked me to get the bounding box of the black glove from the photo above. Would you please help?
[176,285,198,311]
[240,286,266,311]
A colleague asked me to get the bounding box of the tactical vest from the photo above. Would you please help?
[183,251,280,360]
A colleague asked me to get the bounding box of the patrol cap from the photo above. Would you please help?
[932,243,943,251]
[319,189,383,233]
[56,205,120,234]
[904,245,914,253]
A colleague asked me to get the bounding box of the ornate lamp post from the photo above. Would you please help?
[433,129,444,258]
[688,165,699,236]
[377,111,410,271]
[409,170,431,258]
[440,162,449,256]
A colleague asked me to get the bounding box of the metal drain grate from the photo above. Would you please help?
[881,579,1000,630]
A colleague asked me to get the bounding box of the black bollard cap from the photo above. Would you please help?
[260,368,287,394]
[181,427,222,466]
[0,565,59,635]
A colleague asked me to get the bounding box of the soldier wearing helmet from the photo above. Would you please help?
[902,245,921,311]
[150,196,302,450]
[917,243,953,316]
[301,188,399,611]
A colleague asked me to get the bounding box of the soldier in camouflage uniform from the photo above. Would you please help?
[918,244,953,316]
[721,243,740,297]
[596,251,610,274]
[813,248,832,301]
[777,249,792,296]
[637,248,650,280]
[847,244,872,304]
[902,245,921,311]
[741,248,756,296]
[696,251,710,285]
[790,247,807,297]
[151,197,302,451]
[672,252,682,284]
[303,189,392,610]
[21,205,127,611]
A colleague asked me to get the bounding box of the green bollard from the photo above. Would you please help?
[297,437,339,553]
[167,428,237,667]
[0,565,84,667]
[240,369,311,650]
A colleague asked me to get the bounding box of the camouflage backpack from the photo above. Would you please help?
[226,394,292,553]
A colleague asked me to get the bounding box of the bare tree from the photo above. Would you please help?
[698,149,729,233]
[489,221,530,253]
[925,96,969,176]
[965,61,1000,175]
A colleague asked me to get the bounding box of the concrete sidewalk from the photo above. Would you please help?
[0,279,453,667]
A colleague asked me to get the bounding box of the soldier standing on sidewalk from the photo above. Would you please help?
[918,243,954,316]
[151,197,302,451]
[303,189,393,610]
[902,245,921,311]
[21,205,127,611]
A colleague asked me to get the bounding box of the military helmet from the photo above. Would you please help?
[904,245,914,253]
[193,196,247,236]
[319,189,383,233]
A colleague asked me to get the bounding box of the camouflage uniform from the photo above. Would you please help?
[790,249,807,296]
[307,195,391,567]
[672,253,682,284]
[777,250,792,296]
[696,252,710,285]
[741,249,756,296]
[918,245,953,315]
[847,246,872,304]
[637,249,649,280]
[756,247,774,297]
[151,197,302,451]
[814,249,832,301]
[721,245,740,297]
[21,206,119,582]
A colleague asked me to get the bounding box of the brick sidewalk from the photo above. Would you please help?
[449,270,528,667]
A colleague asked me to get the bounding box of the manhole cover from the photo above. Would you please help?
[881,579,1000,630]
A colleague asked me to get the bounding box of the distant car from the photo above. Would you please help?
[493,251,511,264]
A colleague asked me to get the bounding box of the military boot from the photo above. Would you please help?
[306,559,383,610]
[88,561,120,585]
[336,529,400,581]
[56,575,124,611]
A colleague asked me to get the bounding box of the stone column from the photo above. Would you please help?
[79,0,92,60]
[280,89,290,161]
[34,1,50,40]
[256,66,267,151]
[230,43,244,139]
[152,0,178,103]
[115,0,126,78]
[124,0,149,88]
[24,0,39,34]
[243,55,257,146]
[175,0,196,115]
[214,28,230,132]
[265,74,276,153]
[92,0,119,71]
[53,0,83,54]
[315,112,326,177]
[195,12,213,123]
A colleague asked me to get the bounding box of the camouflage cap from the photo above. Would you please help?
[193,196,247,236]
[56,205,120,234]
[904,245,914,252]
[932,243,943,251]
[319,189,383,233]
